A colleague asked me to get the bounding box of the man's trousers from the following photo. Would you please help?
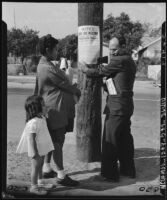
[101,114,135,179]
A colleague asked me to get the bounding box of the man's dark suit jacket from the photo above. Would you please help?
[34,56,78,130]
[85,54,136,116]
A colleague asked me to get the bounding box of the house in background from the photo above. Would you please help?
[138,36,161,84]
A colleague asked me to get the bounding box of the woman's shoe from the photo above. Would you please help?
[57,175,79,186]
[29,185,48,195]
[42,170,57,178]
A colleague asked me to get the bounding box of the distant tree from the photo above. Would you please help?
[103,12,145,52]
[149,27,161,37]
[7,27,39,64]
[142,22,161,37]
[142,22,152,36]
[57,34,77,60]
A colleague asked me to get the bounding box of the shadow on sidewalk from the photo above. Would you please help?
[56,148,160,192]
[6,148,160,196]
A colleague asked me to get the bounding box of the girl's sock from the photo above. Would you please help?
[43,163,52,173]
[57,170,66,179]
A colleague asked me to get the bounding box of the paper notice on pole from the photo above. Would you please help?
[106,78,117,95]
[78,26,100,64]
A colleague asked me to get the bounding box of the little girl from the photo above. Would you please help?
[16,95,55,195]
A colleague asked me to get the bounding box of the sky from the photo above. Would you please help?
[2,2,166,39]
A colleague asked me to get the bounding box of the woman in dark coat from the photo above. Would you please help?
[34,34,81,186]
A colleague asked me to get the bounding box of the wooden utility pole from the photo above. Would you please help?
[76,3,103,162]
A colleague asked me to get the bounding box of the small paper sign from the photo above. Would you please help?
[78,26,100,64]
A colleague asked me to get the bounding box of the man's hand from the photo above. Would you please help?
[75,89,81,99]
[32,152,40,160]
[72,83,78,87]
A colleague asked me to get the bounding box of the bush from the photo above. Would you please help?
[7,56,15,64]
[149,57,161,65]
[7,56,22,64]
[137,57,161,76]
[137,57,150,75]
[24,55,40,73]
[8,64,24,75]
[16,65,24,75]
[30,64,37,73]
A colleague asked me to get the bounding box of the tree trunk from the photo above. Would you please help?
[21,55,27,75]
[76,3,103,162]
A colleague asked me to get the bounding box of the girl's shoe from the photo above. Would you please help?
[38,183,55,190]
[29,185,48,195]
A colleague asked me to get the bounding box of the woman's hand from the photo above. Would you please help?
[79,61,89,73]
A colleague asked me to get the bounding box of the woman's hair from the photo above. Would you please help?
[25,95,43,122]
[38,34,59,56]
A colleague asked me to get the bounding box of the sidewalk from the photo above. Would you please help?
[7,136,160,197]
[7,75,161,197]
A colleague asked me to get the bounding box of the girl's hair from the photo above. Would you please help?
[25,95,43,122]
[37,34,59,56]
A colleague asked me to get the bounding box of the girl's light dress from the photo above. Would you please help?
[16,116,54,157]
